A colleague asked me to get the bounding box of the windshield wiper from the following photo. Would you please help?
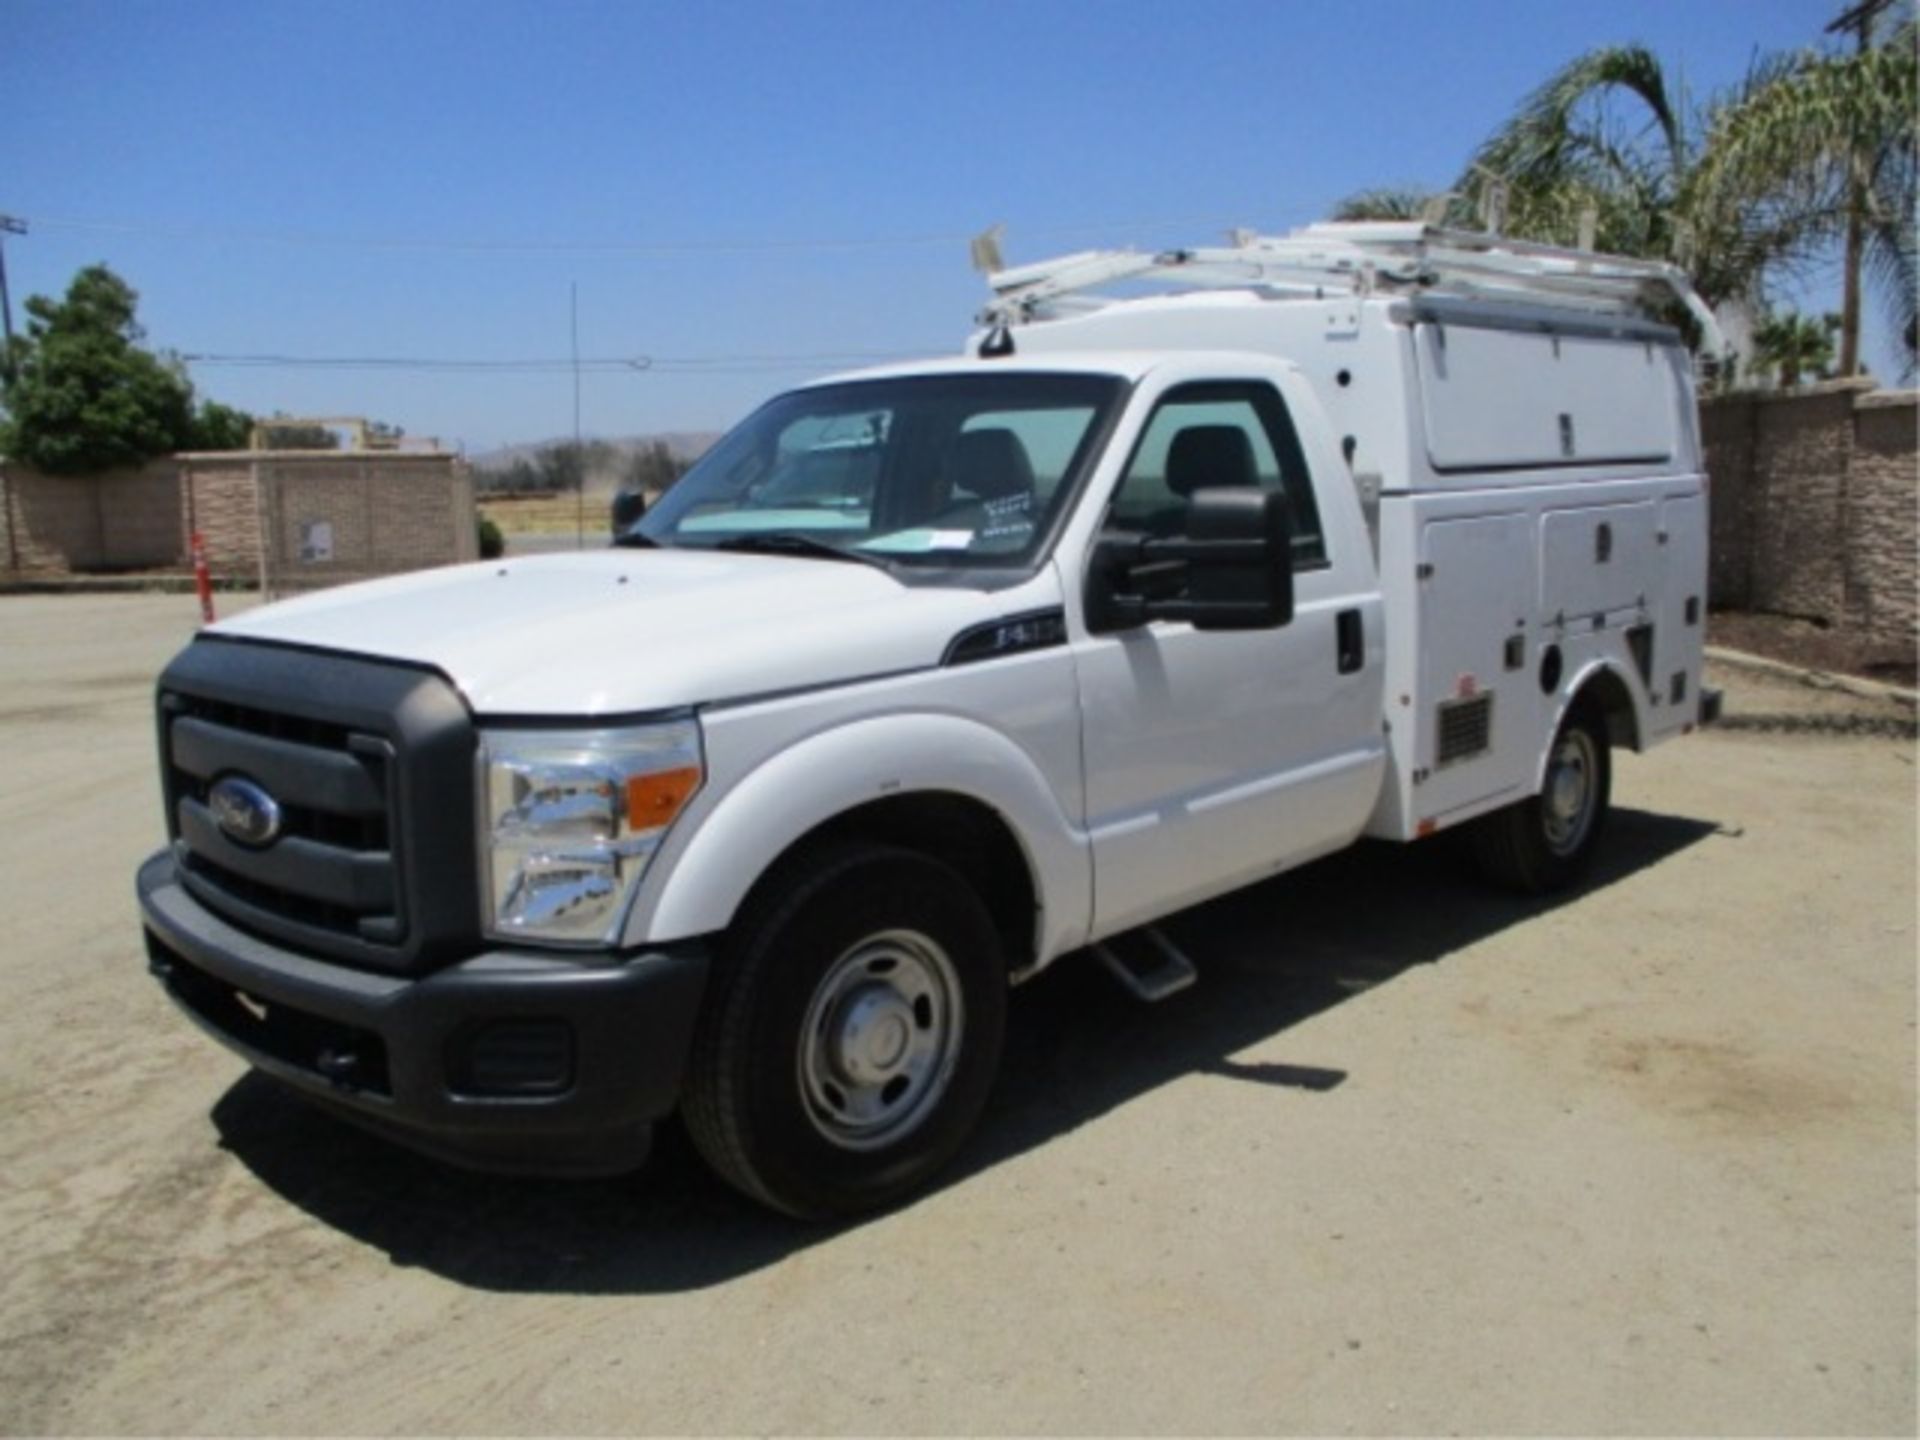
[611,531,661,549]
[712,532,886,567]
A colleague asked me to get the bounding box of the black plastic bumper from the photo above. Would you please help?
[137,850,708,1177]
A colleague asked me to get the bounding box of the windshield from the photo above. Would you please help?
[632,372,1125,567]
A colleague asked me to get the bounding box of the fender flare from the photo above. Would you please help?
[625,712,1092,961]
[1535,657,1648,791]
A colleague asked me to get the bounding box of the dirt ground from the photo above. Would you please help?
[1710,609,1918,690]
[0,593,1913,1436]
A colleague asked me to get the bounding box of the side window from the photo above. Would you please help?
[1106,382,1328,569]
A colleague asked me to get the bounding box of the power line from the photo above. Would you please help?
[177,348,934,374]
[17,210,1247,259]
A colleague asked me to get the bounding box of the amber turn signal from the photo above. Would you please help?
[625,765,701,828]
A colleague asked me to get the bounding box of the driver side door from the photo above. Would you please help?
[1072,374,1386,938]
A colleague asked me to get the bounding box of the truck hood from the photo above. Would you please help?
[212,550,1031,716]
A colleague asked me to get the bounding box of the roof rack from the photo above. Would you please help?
[980,221,1725,355]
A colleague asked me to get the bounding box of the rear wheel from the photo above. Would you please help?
[1473,704,1611,893]
[682,842,1006,1218]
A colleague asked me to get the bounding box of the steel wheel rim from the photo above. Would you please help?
[798,928,964,1152]
[1542,727,1599,855]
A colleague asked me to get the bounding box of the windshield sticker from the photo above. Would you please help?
[860,528,976,554]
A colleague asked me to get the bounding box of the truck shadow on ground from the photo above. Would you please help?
[212,805,1717,1294]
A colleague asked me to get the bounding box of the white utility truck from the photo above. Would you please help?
[139,224,1722,1217]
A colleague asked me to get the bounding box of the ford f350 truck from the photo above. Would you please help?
[139,224,1723,1217]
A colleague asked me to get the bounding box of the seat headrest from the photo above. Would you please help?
[944,428,1036,502]
[1166,425,1257,497]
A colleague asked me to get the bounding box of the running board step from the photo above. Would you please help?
[1094,926,1198,1003]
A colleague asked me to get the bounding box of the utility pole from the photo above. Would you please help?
[571,281,583,549]
[0,214,25,382]
[1825,0,1893,377]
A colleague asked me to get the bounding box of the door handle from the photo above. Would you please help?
[1336,609,1364,674]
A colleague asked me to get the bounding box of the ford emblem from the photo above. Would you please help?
[209,775,283,848]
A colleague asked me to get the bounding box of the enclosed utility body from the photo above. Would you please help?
[975,230,1713,847]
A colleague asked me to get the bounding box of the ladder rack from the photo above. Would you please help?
[980,222,1725,356]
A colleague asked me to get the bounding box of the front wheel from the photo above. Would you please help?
[1472,705,1612,893]
[681,843,1007,1218]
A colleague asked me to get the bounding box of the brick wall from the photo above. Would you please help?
[180,451,476,593]
[181,458,264,577]
[98,465,188,567]
[4,451,475,592]
[0,458,180,571]
[1847,392,1918,647]
[1700,381,1917,646]
[0,462,98,571]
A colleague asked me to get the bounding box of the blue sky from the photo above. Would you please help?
[0,0,1878,452]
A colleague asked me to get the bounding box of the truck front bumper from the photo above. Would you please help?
[137,850,708,1177]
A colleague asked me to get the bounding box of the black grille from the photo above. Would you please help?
[165,692,354,751]
[166,693,403,947]
[1436,693,1494,766]
[156,638,480,974]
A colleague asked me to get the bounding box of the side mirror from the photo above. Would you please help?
[1087,488,1293,633]
[610,489,648,534]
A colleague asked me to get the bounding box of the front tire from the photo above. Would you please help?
[681,842,1007,1218]
[1473,704,1612,893]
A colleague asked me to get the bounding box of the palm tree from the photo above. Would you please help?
[1328,187,1466,225]
[1751,309,1841,386]
[1460,45,1689,263]
[1691,15,1916,375]
[1331,11,1917,376]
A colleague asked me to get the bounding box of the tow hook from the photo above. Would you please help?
[316,1047,362,1089]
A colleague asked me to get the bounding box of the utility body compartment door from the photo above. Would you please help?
[1415,324,1677,474]
[1651,493,1708,736]
[1414,513,1537,820]
[1070,365,1386,939]
[1539,501,1661,622]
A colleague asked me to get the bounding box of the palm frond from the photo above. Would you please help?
[1864,211,1918,376]
[1329,187,1453,222]
[1467,44,1683,193]
[1693,30,1917,219]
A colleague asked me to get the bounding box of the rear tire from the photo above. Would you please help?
[1473,704,1611,893]
[681,842,1006,1219]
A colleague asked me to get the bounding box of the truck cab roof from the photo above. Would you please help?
[804,348,1298,390]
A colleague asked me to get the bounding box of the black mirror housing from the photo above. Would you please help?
[1182,487,1293,630]
[610,489,648,534]
[1086,488,1294,633]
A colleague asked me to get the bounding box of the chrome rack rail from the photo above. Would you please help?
[978,221,1725,356]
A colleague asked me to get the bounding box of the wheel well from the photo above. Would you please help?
[1572,666,1641,751]
[744,793,1038,974]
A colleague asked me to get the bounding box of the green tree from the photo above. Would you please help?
[189,399,255,451]
[0,265,195,472]
[1752,309,1841,387]
[1329,187,1466,224]
[256,416,341,449]
[1691,15,1917,375]
[1331,11,1917,376]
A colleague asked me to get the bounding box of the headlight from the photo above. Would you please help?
[478,720,703,946]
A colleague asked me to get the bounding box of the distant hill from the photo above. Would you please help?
[469,431,721,473]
